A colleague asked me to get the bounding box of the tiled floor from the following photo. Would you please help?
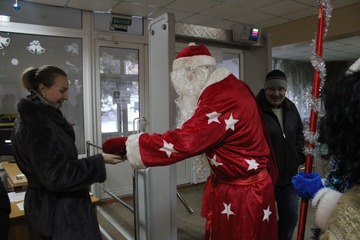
[98,182,317,240]
[177,183,317,240]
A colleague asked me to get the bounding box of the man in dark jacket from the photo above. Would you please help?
[256,70,305,240]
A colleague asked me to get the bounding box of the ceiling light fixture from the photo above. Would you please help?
[13,0,21,11]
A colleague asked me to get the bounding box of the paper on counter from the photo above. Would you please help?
[8,191,25,202]
[16,201,24,211]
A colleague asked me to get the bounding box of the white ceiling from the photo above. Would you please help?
[21,0,360,61]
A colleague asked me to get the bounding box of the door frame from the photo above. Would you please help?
[91,40,147,199]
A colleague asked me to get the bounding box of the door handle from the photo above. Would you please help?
[133,117,147,134]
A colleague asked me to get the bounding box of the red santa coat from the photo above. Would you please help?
[127,68,278,240]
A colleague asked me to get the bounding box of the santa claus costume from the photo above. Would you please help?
[103,43,278,240]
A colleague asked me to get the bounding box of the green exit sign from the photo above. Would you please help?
[110,17,132,32]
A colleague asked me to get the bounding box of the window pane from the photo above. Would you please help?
[218,52,240,79]
[100,47,140,139]
[0,31,85,153]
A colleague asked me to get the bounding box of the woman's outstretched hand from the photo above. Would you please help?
[102,153,125,165]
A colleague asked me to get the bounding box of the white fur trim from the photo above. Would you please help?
[200,68,232,95]
[311,187,343,231]
[172,55,216,71]
[311,187,328,208]
[346,57,360,75]
[126,133,147,169]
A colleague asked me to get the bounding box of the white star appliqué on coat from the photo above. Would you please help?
[206,111,221,124]
[159,140,178,158]
[221,203,235,220]
[225,113,239,131]
[262,205,272,222]
[245,159,259,170]
[209,155,223,167]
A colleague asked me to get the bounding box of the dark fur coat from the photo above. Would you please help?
[12,96,106,240]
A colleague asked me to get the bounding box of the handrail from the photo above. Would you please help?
[86,141,134,213]
[132,117,194,215]
[96,183,134,213]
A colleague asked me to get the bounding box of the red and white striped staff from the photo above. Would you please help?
[297,1,332,239]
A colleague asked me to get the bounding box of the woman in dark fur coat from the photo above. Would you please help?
[11,65,122,240]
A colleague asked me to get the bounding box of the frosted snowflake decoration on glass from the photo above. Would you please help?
[27,40,46,54]
[65,43,80,56]
[11,58,19,65]
[0,35,10,49]
[66,61,79,73]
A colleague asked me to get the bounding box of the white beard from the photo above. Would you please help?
[174,93,200,128]
[170,66,212,177]
[171,66,210,128]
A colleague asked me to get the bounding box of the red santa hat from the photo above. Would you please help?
[172,42,217,71]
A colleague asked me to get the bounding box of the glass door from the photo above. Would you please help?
[99,46,143,140]
[94,41,145,200]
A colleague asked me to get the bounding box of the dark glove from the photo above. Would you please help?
[292,172,324,199]
[102,137,128,158]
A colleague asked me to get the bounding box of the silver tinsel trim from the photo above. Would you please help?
[303,120,320,157]
[303,121,320,145]
[305,87,325,118]
[320,0,333,38]
[304,0,332,157]
[310,0,333,92]
[304,146,318,157]
[310,51,327,91]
